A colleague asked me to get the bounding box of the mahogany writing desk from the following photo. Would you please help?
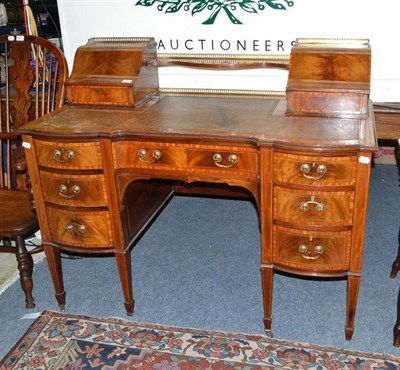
[21,37,377,340]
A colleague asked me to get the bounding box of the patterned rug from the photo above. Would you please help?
[1,311,399,369]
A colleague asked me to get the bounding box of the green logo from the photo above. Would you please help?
[135,0,294,25]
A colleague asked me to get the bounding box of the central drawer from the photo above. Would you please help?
[186,147,258,177]
[113,141,186,169]
[112,141,259,178]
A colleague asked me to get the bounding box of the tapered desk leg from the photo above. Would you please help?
[115,250,135,316]
[261,266,274,337]
[44,246,66,310]
[345,274,360,340]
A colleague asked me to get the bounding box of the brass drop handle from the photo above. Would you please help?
[58,183,81,199]
[213,153,238,168]
[299,162,327,180]
[137,148,162,164]
[52,148,75,163]
[65,218,86,234]
[299,241,324,260]
[300,195,325,212]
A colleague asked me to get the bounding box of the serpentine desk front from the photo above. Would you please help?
[21,38,377,340]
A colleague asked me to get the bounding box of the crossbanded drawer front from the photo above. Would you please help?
[273,226,351,271]
[274,187,354,226]
[274,153,357,186]
[112,142,186,169]
[186,148,258,177]
[46,207,113,248]
[40,172,107,207]
[34,140,102,170]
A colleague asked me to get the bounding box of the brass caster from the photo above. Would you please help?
[265,329,274,338]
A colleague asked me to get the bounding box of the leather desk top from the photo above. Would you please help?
[21,95,377,150]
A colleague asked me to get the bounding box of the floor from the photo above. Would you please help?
[0,234,43,294]
[0,253,19,293]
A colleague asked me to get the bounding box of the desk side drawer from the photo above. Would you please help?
[274,187,354,226]
[112,141,186,169]
[273,226,351,272]
[40,172,107,207]
[186,147,258,177]
[46,207,113,248]
[274,153,357,186]
[34,140,102,170]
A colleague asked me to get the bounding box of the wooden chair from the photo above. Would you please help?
[0,34,68,308]
[390,138,400,346]
[392,250,400,346]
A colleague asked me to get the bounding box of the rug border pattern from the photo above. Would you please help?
[1,310,399,369]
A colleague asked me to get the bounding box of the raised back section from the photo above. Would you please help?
[286,38,371,118]
[66,37,159,108]
[66,37,373,119]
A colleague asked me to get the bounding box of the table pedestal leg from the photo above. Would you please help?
[115,250,135,316]
[261,266,274,337]
[345,274,360,340]
[44,246,66,310]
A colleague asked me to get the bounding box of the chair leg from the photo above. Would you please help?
[390,245,400,279]
[15,235,35,308]
[394,286,400,347]
[392,228,400,346]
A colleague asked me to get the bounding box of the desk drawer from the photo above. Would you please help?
[112,141,186,169]
[274,153,357,186]
[186,147,258,177]
[273,226,351,272]
[34,140,102,170]
[46,207,113,248]
[40,171,107,207]
[274,187,354,226]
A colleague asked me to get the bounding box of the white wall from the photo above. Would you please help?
[57,0,400,102]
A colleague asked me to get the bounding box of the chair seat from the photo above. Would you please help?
[0,189,38,236]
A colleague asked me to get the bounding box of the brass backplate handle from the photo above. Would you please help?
[65,218,86,234]
[59,183,81,199]
[52,148,75,163]
[138,148,162,164]
[299,162,327,180]
[213,153,238,168]
[298,243,324,260]
[300,195,325,212]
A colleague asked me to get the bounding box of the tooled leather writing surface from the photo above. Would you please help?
[22,97,375,150]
